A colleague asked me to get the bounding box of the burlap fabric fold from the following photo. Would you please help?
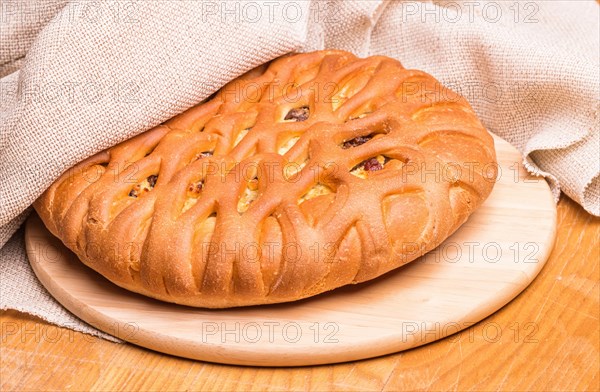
[1,1,598,340]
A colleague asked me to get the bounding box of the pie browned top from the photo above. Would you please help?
[34,50,497,308]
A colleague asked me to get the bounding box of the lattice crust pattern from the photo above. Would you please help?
[34,50,497,308]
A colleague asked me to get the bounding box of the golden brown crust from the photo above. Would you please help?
[34,50,497,308]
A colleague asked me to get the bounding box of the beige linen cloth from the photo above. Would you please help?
[1,1,598,341]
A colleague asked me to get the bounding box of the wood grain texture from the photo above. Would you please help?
[22,136,554,367]
[2,185,598,390]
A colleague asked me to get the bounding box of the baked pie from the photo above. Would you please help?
[34,50,497,308]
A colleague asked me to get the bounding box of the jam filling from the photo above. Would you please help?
[342,135,372,149]
[362,157,383,172]
[350,156,387,178]
[284,106,310,122]
[181,180,205,213]
[129,175,158,198]
[188,180,204,194]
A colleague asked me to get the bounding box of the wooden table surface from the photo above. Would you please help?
[1,195,598,391]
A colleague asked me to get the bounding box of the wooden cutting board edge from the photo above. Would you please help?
[25,135,558,366]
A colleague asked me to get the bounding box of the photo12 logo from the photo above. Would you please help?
[0,321,103,344]
[199,1,341,24]
[196,321,340,344]
[397,1,539,24]
[0,1,141,25]
[400,320,539,344]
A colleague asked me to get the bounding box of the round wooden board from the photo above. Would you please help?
[26,135,556,366]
